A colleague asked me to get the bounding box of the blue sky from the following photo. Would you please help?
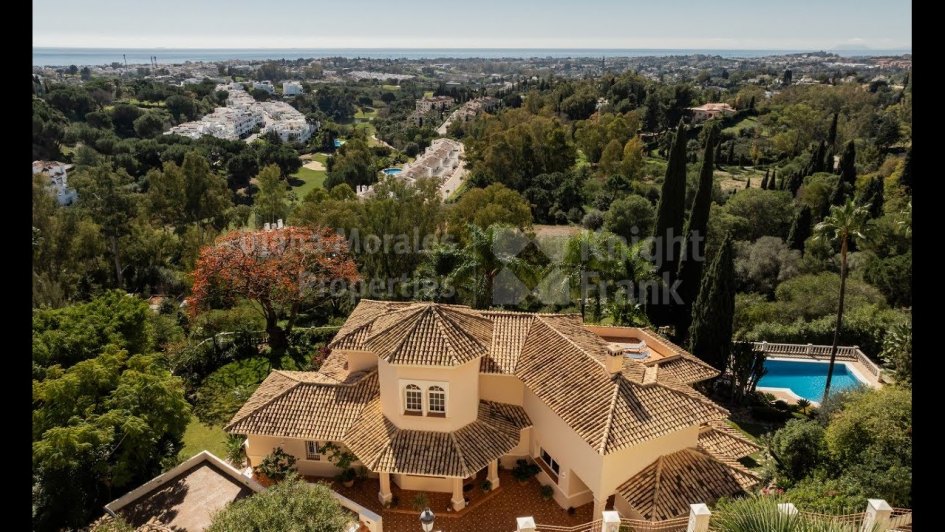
[33,0,911,50]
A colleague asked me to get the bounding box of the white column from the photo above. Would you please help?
[601,510,620,532]
[687,503,711,532]
[451,477,466,511]
[863,499,892,532]
[377,472,392,505]
[592,496,607,517]
[487,460,500,489]
[777,503,798,516]
[516,516,536,532]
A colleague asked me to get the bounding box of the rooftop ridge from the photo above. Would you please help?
[598,381,621,454]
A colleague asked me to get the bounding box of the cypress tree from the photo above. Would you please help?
[829,181,851,207]
[760,172,769,190]
[652,119,689,274]
[763,167,770,184]
[786,205,813,253]
[745,177,751,189]
[827,112,839,149]
[647,119,689,325]
[748,95,756,110]
[688,234,736,370]
[777,172,786,190]
[859,176,885,219]
[787,171,804,197]
[810,140,826,175]
[727,142,735,165]
[838,140,857,186]
[675,124,718,340]
[900,146,912,193]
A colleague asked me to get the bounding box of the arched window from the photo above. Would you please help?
[404,384,422,414]
[428,386,446,416]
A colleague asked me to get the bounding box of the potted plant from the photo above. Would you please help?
[338,467,357,487]
[540,484,554,501]
[319,442,358,487]
[512,459,540,485]
[413,492,430,511]
[480,479,492,492]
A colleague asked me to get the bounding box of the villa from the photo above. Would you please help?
[687,102,737,121]
[226,300,760,520]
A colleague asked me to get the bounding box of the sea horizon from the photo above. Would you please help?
[32,46,912,67]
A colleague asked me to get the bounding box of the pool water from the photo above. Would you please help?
[382,167,402,175]
[757,359,866,402]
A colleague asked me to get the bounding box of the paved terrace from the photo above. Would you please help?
[307,469,594,532]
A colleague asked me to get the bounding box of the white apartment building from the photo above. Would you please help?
[252,80,275,94]
[282,81,304,96]
[32,161,77,206]
[166,86,315,143]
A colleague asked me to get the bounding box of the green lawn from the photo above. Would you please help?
[722,116,759,136]
[179,418,229,460]
[311,152,329,164]
[423,90,434,98]
[729,418,775,441]
[354,106,378,120]
[290,166,327,202]
[381,84,401,91]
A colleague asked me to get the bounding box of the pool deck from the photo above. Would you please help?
[757,355,882,406]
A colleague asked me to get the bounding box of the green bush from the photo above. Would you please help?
[768,419,826,483]
[253,447,297,482]
[208,474,348,532]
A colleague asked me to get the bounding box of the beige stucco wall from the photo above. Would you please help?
[343,350,378,373]
[614,495,644,520]
[246,434,363,478]
[479,373,525,405]
[378,358,480,431]
[523,388,604,507]
[522,387,700,509]
[392,473,453,493]
[600,425,698,496]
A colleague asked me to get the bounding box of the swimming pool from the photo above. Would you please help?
[382,167,402,175]
[757,359,867,403]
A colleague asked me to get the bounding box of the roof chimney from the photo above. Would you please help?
[604,344,624,374]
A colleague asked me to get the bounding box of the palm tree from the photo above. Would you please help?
[451,224,537,309]
[813,200,869,400]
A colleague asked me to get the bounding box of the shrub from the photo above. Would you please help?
[512,459,541,483]
[207,474,348,532]
[751,405,791,423]
[412,492,430,511]
[540,484,554,500]
[254,447,297,482]
[768,419,826,483]
[480,480,492,492]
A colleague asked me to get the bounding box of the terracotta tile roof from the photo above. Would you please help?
[224,371,378,439]
[653,356,720,384]
[480,311,534,373]
[316,349,372,384]
[634,329,720,384]
[515,319,728,454]
[343,399,531,478]
[358,302,494,366]
[329,300,410,350]
[698,421,762,461]
[615,448,760,520]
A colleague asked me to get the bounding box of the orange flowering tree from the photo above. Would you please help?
[188,226,360,348]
